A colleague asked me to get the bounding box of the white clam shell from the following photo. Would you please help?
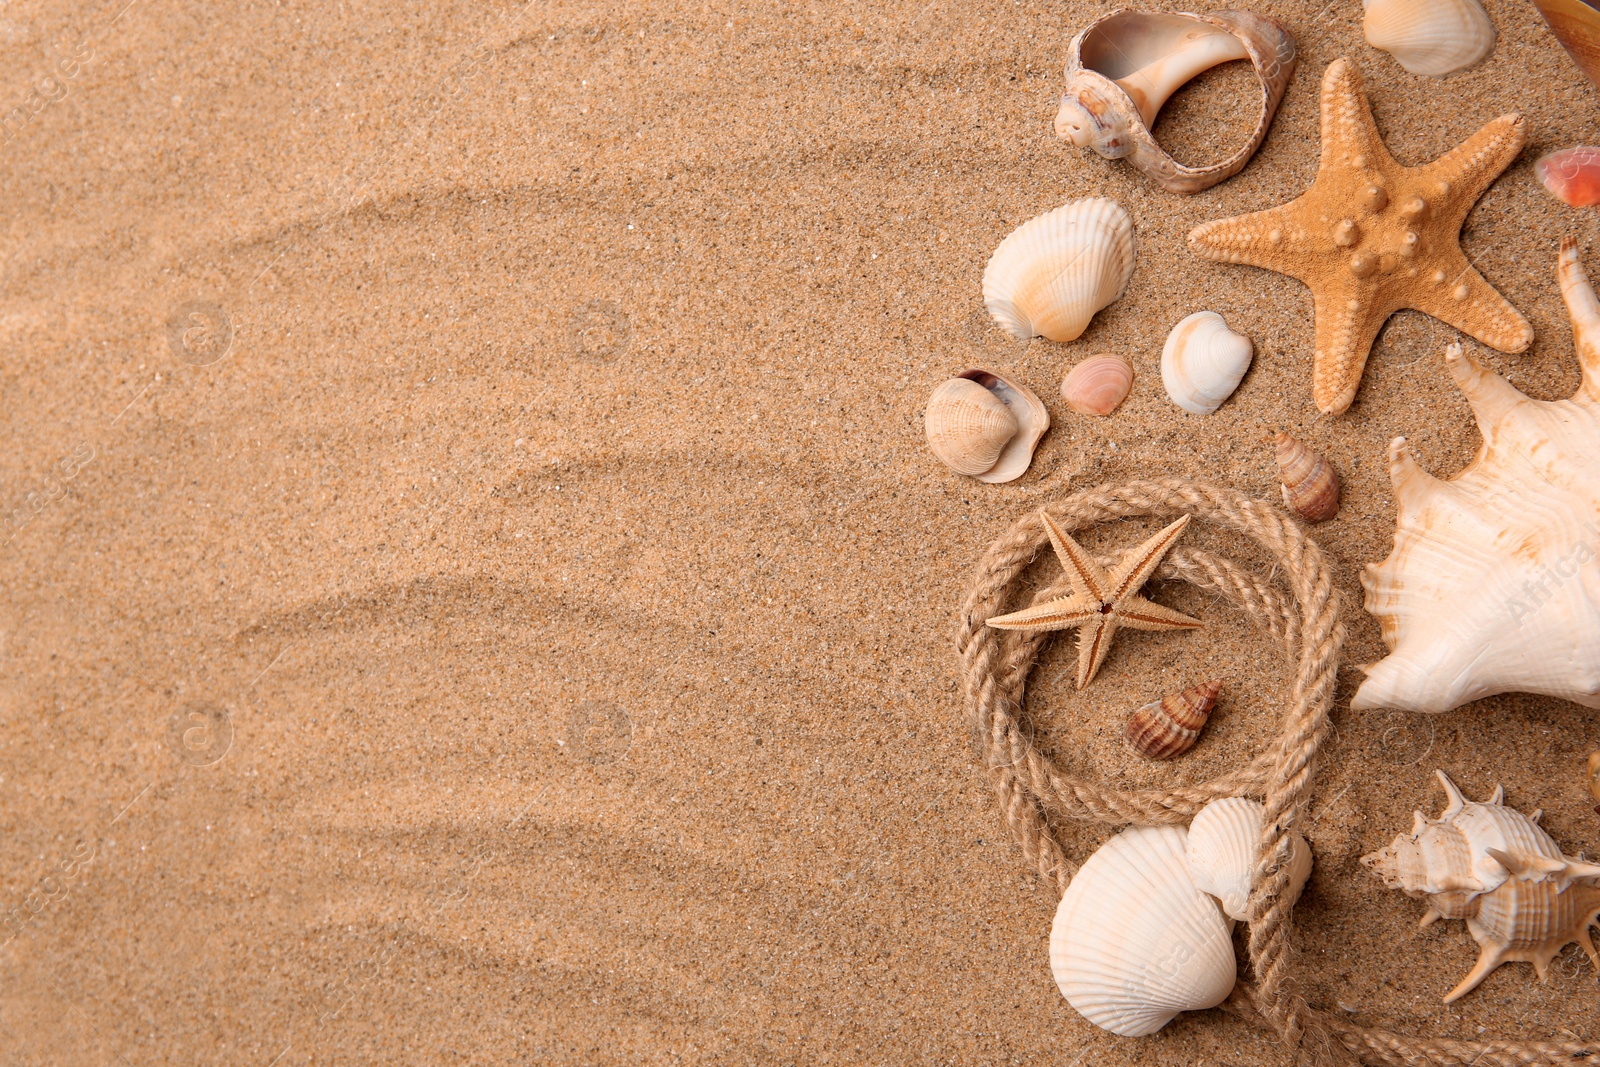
[1161,311,1253,415]
[924,369,1050,483]
[1363,0,1495,78]
[982,198,1135,343]
[1050,825,1236,1037]
[1185,798,1313,921]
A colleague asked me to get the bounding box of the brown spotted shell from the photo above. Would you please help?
[1124,680,1220,760]
[1275,433,1340,523]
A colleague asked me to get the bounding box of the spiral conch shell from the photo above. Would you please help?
[1124,679,1220,760]
[1050,825,1236,1036]
[1353,240,1600,713]
[1362,771,1600,1002]
[924,369,1050,483]
[1362,0,1495,77]
[1274,433,1340,523]
[1056,9,1297,194]
[982,199,1135,343]
[1161,311,1253,415]
[1060,354,1133,416]
[1186,797,1313,921]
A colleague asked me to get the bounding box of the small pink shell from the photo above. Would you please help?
[1537,147,1600,208]
[1060,354,1133,416]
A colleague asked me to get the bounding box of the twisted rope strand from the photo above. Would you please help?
[957,478,1595,1067]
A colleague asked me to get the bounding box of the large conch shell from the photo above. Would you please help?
[1531,0,1600,95]
[1362,771,1600,1002]
[1362,0,1496,77]
[982,199,1135,343]
[1050,825,1235,1036]
[1186,797,1313,921]
[1056,9,1297,194]
[1353,239,1600,714]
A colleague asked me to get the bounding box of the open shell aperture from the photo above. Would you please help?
[1056,9,1297,194]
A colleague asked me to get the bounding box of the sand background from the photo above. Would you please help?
[2,0,1598,1063]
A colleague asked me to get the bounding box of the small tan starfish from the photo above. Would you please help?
[1188,58,1532,415]
[988,513,1201,689]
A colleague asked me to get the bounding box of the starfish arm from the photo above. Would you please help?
[1409,254,1533,355]
[1310,273,1389,415]
[1107,515,1192,601]
[987,593,1098,632]
[1416,113,1525,221]
[1317,58,1392,176]
[1187,200,1316,277]
[1075,617,1114,689]
[1114,595,1204,632]
[1039,512,1112,603]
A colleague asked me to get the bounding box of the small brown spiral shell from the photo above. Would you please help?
[1123,680,1221,760]
[1274,432,1340,523]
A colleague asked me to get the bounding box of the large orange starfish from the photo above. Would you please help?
[987,513,1201,689]
[1188,58,1532,415]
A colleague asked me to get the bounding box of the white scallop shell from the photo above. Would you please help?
[1363,0,1495,78]
[982,198,1135,343]
[1050,825,1236,1037]
[1161,311,1253,415]
[1185,797,1313,921]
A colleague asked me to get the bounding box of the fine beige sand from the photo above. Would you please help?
[3,0,1599,1063]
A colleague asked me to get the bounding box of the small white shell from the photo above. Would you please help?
[1363,0,1495,77]
[1060,354,1133,416]
[983,198,1136,343]
[1161,311,1253,415]
[924,369,1051,483]
[1050,825,1236,1037]
[1185,797,1313,922]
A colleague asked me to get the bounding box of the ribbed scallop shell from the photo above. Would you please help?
[1363,0,1495,77]
[1060,354,1133,416]
[1161,311,1253,415]
[1275,433,1340,522]
[1050,825,1236,1036]
[983,199,1135,343]
[1185,798,1313,922]
[1536,147,1600,208]
[1124,679,1219,760]
[1352,242,1600,713]
[923,369,1050,483]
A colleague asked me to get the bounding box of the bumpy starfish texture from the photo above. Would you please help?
[1188,58,1532,415]
[988,513,1201,689]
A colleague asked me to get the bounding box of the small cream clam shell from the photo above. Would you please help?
[1050,825,1236,1037]
[1161,311,1253,415]
[1060,354,1133,416]
[1186,797,1313,922]
[982,198,1135,343]
[923,369,1049,483]
[1363,0,1495,77]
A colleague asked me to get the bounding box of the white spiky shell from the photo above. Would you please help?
[1161,311,1253,415]
[1363,771,1600,1003]
[982,198,1136,343]
[1362,772,1562,907]
[1363,0,1495,78]
[1049,825,1236,1037]
[1354,241,1600,713]
[1185,798,1313,922]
